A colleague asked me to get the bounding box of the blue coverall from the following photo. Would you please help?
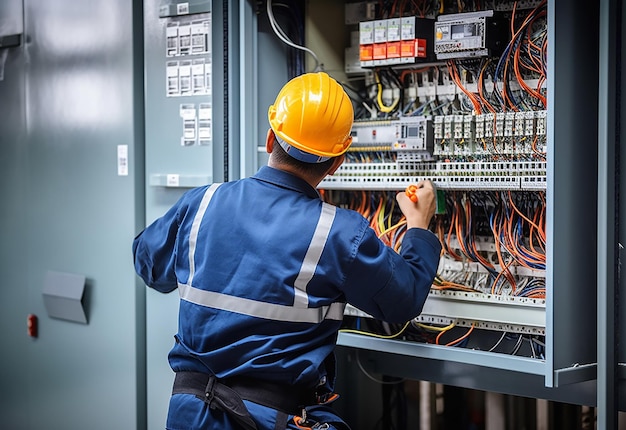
[133,165,442,429]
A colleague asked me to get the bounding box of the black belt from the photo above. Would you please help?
[172,371,314,428]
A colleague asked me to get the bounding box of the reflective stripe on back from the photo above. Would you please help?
[179,184,345,324]
[293,203,336,308]
[179,283,345,323]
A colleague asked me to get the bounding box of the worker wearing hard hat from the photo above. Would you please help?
[133,72,441,430]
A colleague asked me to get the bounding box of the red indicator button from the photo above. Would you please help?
[27,314,38,338]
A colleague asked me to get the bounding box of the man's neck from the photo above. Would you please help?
[267,160,325,189]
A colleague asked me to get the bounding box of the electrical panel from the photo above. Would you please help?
[318,0,572,380]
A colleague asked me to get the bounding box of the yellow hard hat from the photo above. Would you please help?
[268,72,354,163]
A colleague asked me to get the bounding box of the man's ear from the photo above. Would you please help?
[328,154,346,175]
[266,129,275,153]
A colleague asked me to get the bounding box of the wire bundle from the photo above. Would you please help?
[434,191,546,296]
[492,0,547,111]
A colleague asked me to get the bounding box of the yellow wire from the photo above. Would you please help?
[415,321,456,332]
[377,198,386,233]
[387,198,396,230]
[378,219,407,238]
[375,72,400,113]
[339,320,412,339]
[393,239,402,253]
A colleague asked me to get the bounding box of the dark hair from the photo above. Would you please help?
[272,137,337,177]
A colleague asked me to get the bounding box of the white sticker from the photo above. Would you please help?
[117,145,128,176]
[179,103,196,120]
[177,2,189,15]
[198,119,212,139]
[198,103,211,120]
[166,61,179,97]
[167,174,180,187]
[178,23,191,55]
[183,119,197,139]
[178,60,192,95]
[191,20,209,54]
[204,62,212,96]
[192,59,206,94]
[166,22,179,57]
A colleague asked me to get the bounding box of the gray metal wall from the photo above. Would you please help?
[0,0,29,425]
[0,1,146,428]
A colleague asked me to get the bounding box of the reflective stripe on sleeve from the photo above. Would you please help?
[187,183,221,287]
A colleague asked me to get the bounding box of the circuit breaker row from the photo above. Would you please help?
[343,111,547,161]
[358,10,505,66]
[434,111,547,157]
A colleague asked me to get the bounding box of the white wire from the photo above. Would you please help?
[266,0,321,72]
[355,350,406,385]
[269,3,292,41]
[487,331,507,352]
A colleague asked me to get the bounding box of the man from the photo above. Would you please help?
[133,72,441,430]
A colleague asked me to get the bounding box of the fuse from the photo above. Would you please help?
[453,115,464,140]
[434,115,444,140]
[504,112,515,137]
[463,115,474,140]
[484,113,494,138]
[495,113,505,137]
[475,114,485,139]
[515,112,526,137]
[525,111,535,137]
[443,115,453,140]
[535,111,547,135]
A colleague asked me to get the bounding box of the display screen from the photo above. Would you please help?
[451,23,478,39]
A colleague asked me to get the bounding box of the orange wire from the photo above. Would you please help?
[435,326,449,345]
[464,199,495,271]
[446,206,463,261]
[454,199,470,258]
[448,60,482,114]
[478,60,497,114]
[435,323,476,345]
[499,0,547,111]
[446,323,475,346]
[507,191,546,243]
[490,207,517,293]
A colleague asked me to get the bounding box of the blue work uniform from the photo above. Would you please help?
[133,165,442,430]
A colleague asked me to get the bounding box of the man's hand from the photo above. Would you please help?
[396,181,437,230]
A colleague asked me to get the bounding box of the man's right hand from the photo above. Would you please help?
[396,181,437,230]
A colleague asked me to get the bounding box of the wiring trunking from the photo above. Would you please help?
[324,1,548,358]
